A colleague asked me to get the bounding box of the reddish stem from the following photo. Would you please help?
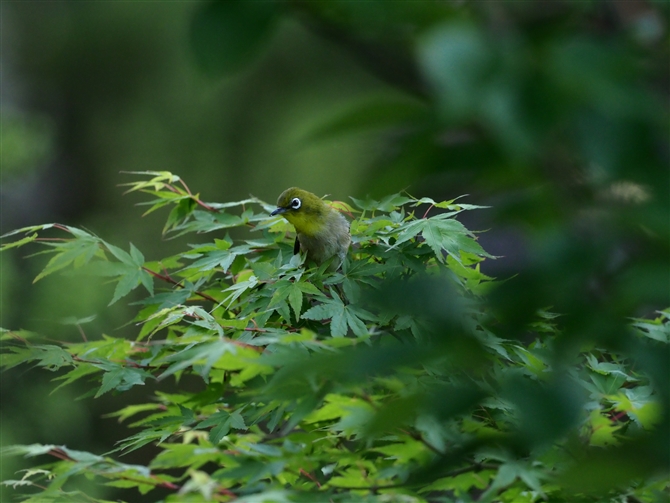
[47,448,75,462]
[331,201,355,219]
[142,266,219,304]
[299,468,322,488]
[609,410,630,422]
[8,331,30,345]
[149,476,180,490]
[165,183,219,212]
[217,487,237,498]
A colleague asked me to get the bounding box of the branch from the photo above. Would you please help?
[421,204,435,219]
[299,468,322,488]
[46,447,183,492]
[142,266,219,304]
[164,182,220,213]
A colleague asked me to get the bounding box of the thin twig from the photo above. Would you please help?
[167,182,219,212]
[7,330,30,345]
[142,266,219,304]
[47,448,74,462]
[216,486,237,498]
[299,468,322,488]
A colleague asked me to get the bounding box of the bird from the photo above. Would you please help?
[270,187,350,269]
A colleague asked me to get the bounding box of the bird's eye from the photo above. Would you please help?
[290,197,301,209]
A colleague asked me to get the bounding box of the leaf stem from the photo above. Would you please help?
[142,266,219,304]
[421,204,434,219]
[299,467,322,488]
[167,182,219,212]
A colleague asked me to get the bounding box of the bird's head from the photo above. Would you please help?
[270,187,329,236]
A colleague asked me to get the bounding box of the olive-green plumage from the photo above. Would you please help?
[271,187,350,268]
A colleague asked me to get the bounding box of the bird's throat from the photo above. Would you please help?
[285,212,326,237]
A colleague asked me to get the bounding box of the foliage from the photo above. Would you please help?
[3,1,669,502]
[2,172,668,503]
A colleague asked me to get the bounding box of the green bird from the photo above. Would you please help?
[271,187,350,268]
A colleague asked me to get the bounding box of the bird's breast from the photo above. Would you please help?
[297,212,350,266]
[285,211,326,238]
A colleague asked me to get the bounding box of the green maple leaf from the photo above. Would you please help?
[302,291,373,337]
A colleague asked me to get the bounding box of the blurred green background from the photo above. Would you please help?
[1,3,400,498]
[1,1,668,501]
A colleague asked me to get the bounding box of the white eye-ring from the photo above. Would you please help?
[290,197,301,209]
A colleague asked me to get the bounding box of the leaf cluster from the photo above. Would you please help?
[1,172,668,503]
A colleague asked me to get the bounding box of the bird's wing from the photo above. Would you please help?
[293,236,301,255]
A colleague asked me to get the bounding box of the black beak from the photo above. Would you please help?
[270,207,287,216]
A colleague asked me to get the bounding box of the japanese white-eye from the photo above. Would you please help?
[271,187,350,268]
